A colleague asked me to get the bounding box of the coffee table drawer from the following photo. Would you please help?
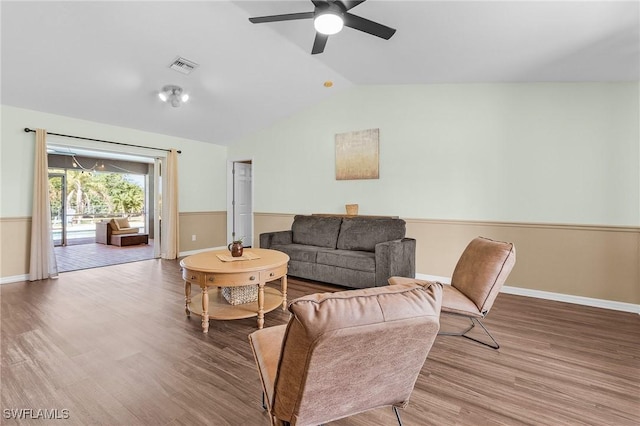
[208,271,261,286]
[262,264,287,282]
[182,269,205,284]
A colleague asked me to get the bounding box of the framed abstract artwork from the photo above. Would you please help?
[335,128,379,180]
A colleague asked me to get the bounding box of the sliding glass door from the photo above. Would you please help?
[48,173,67,246]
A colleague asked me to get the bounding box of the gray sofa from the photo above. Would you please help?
[259,215,416,288]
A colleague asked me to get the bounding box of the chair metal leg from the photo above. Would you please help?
[439,315,500,350]
[392,406,403,426]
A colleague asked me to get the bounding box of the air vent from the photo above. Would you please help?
[169,57,199,75]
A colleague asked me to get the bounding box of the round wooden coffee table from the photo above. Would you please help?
[180,248,289,333]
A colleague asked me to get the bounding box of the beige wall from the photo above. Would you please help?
[0,217,31,277]
[255,213,640,305]
[8,211,636,304]
[179,211,227,253]
[405,219,639,304]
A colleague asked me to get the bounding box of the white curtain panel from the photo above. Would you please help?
[29,129,58,281]
[162,149,179,259]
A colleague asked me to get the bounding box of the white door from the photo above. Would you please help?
[233,162,253,247]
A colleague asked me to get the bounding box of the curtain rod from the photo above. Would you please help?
[23,128,182,154]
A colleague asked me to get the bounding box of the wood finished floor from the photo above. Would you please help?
[1,259,638,425]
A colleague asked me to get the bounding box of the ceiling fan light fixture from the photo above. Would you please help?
[248,0,396,54]
[159,85,189,107]
[314,12,343,35]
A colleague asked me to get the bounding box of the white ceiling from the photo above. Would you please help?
[2,1,638,146]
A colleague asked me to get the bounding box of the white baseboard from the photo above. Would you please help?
[415,273,639,314]
[0,274,29,285]
[178,246,226,257]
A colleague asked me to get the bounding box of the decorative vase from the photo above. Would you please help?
[228,241,243,257]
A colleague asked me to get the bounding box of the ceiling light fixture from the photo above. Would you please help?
[158,85,189,107]
[314,5,344,35]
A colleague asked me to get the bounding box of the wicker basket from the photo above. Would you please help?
[221,285,259,305]
[345,204,359,215]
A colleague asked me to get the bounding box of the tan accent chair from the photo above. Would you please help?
[389,237,516,350]
[248,282,442,426]
[95,218,140,245]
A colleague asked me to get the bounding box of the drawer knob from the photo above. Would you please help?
[208,277,214,282]
[191,275,197,280]
[269,272,274,277]
[250,276,256,281]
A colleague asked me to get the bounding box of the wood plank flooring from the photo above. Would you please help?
[1,259,638,425]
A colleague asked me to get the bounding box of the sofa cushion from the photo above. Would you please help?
[291,215,342,249]
[314,265,376,289]
[271,244,328,263]
[336,218,406,252]
[316,249,375,273]
[111,227,140,235]
[110,217,131,230]
[116,218,130,229]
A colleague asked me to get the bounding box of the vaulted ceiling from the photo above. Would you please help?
[2,1,638,146]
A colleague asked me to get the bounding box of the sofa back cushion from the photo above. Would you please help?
[336,218,406,252]
[109,217,131,230]
[291,215,343,248]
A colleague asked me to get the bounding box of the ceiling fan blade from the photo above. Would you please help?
[338,1,366,11]
[343,12,396,39]
[249,11,314,24]
[311,0,328,7]
[311,33,329,55]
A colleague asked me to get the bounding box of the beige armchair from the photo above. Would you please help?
[248,282,442,426]
[95,218,140,245]
[389,237,516,350]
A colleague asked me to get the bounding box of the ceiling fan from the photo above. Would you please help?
[248,0,396,55]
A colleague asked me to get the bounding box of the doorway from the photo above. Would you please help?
[47,144,160,272]
[227,160,253,247]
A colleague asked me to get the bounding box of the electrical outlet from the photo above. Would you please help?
[191,235,196,241]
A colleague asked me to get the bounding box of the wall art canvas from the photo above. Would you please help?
[335,128,379,180]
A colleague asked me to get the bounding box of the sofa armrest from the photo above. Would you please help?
[374,238,416,287]
[95,221,111,245]
[260,230,293,249]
